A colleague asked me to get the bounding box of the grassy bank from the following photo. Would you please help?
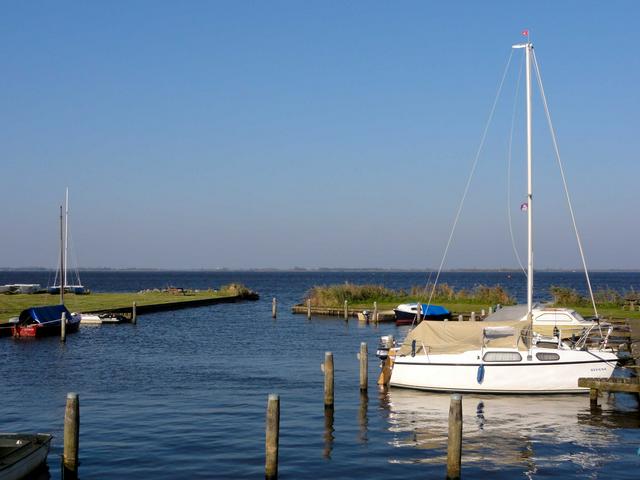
[0,283,255,321]
[303,283,640,319]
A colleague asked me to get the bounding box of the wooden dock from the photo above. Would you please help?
[578,317,640,405]
[86,292,259,317]
[578,377,640,394]
[291,304,396,321]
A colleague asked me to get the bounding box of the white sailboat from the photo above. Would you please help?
[381,38,618,393]
[48,188,88,295]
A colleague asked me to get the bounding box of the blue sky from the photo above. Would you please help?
[0,1,638,269]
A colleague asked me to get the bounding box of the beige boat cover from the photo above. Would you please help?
[398,320,529,356]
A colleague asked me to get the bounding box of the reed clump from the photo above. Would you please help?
[306,284,398,306]
[305,283,515,307]
[550,285,640,308]
[219,283,254,297]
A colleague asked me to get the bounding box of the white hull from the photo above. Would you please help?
[78,313,124,325]
[390,348,617,393]
[78,314,103,324]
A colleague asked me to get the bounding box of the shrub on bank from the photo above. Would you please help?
[550,285,639,308]
[219,283,253,297]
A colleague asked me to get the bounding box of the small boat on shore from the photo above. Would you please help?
[48,189,89,296]
[486,304,599,338]
[394,303,451,325]
[13,305,80,338]
[2,284,42,294]
[0,433,52,480]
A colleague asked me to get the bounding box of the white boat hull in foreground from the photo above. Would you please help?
[390,347,617,393]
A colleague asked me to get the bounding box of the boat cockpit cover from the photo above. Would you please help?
[18,305,71,325]
[421,304,450,315]
[398,320,528,356]
[482,304,532,322]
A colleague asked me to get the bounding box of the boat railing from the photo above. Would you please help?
[572,322,613,351]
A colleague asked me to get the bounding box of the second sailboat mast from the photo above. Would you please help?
[525,42,534,328]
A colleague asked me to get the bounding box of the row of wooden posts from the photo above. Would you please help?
[271,297,380,321]
[264,344,464,480]
[60,366,461,480]
[275,296,501,322]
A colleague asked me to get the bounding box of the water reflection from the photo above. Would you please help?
[384,389,640,471]
[323,408,334,459]
[358,391,368,444]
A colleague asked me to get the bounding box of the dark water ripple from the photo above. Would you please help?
[1,271,639,478]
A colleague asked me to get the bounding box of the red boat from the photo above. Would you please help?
[13,305,81,338]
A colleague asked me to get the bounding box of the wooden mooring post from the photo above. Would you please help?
[307,299,311,319]
[60,312,66,343]
[62,392,79,480]
[272,298,277,319]
[458,314,463,322]
[265,393,280,480]
[322,352,334,409]
[344,300,348,320]
[470,311,476,322]
[323,407,335,459]
[373,301,378,323]
[132,301,137,324]
[447,393,462,480]
[358,342,368,392]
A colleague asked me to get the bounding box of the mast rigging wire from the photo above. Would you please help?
[507,52,527,276]
[425,50,514,309]
[531,50,599,318]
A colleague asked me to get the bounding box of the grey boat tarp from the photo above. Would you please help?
[483,304,535,322]
[398,319,529,356]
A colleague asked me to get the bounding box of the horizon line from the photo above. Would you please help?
[1,267,639,273]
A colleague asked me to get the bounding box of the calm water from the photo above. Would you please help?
[1,271,639,479]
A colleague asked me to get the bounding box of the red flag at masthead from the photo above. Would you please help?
[522,29,529,36]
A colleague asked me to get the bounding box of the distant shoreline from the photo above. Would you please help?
[1,268,639,273]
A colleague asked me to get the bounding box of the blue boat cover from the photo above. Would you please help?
[420,304,450,316]
[19,305,71,324]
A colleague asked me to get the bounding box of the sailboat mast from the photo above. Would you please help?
[64,187,69,293]
[60,205,65,305]
[525,42,534,326]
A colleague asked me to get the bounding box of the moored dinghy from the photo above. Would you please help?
[394,303,451,325]
[77,312,127,325]
[12,305,81,338]
[0,433,52,480]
